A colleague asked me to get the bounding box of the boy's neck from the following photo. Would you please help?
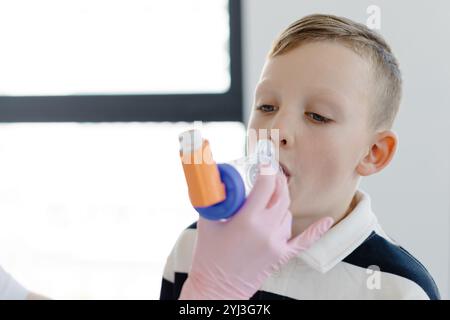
[291,192,359,237]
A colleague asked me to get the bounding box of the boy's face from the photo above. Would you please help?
[248,41,374,222]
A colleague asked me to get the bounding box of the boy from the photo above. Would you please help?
[160,14,440,299]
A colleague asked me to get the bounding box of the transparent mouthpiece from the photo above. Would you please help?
[228,139,280,194]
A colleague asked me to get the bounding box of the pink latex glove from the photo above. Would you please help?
[179,166,334,300]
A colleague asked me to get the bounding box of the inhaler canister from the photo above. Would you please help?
[179,130,226,208]
[179,129,279,220]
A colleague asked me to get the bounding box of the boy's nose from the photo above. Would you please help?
[269,124,294,149]
[276,133,292,149]
[271,117,295,148]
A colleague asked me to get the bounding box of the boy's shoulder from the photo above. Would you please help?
[162,222,441,300]
[343,231,440,300]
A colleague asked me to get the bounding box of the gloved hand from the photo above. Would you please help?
[179,165,334,300]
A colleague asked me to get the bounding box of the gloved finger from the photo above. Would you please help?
[267,173,290,220]
[278,209,293,241]
[279,208,293,229]
[245,163,278,210]
[266,173,282,209]
[287,217,334,254]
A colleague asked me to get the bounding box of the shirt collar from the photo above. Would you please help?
[297,189,378,273]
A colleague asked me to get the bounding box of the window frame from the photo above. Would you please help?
[0,0,242,123]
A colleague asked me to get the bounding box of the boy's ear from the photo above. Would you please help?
[356,130,398,176]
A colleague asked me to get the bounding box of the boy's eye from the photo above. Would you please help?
[305,112,331,124]
[256,104,276,113]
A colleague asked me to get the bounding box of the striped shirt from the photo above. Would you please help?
[160,190,440,300]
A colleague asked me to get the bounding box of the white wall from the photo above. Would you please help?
[242,0,450,298]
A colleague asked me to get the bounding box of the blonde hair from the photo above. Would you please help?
[269,14,402,130]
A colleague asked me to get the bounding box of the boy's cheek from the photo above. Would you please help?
[293,157,345,194]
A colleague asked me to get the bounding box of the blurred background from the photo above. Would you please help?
[0,0,448,299]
